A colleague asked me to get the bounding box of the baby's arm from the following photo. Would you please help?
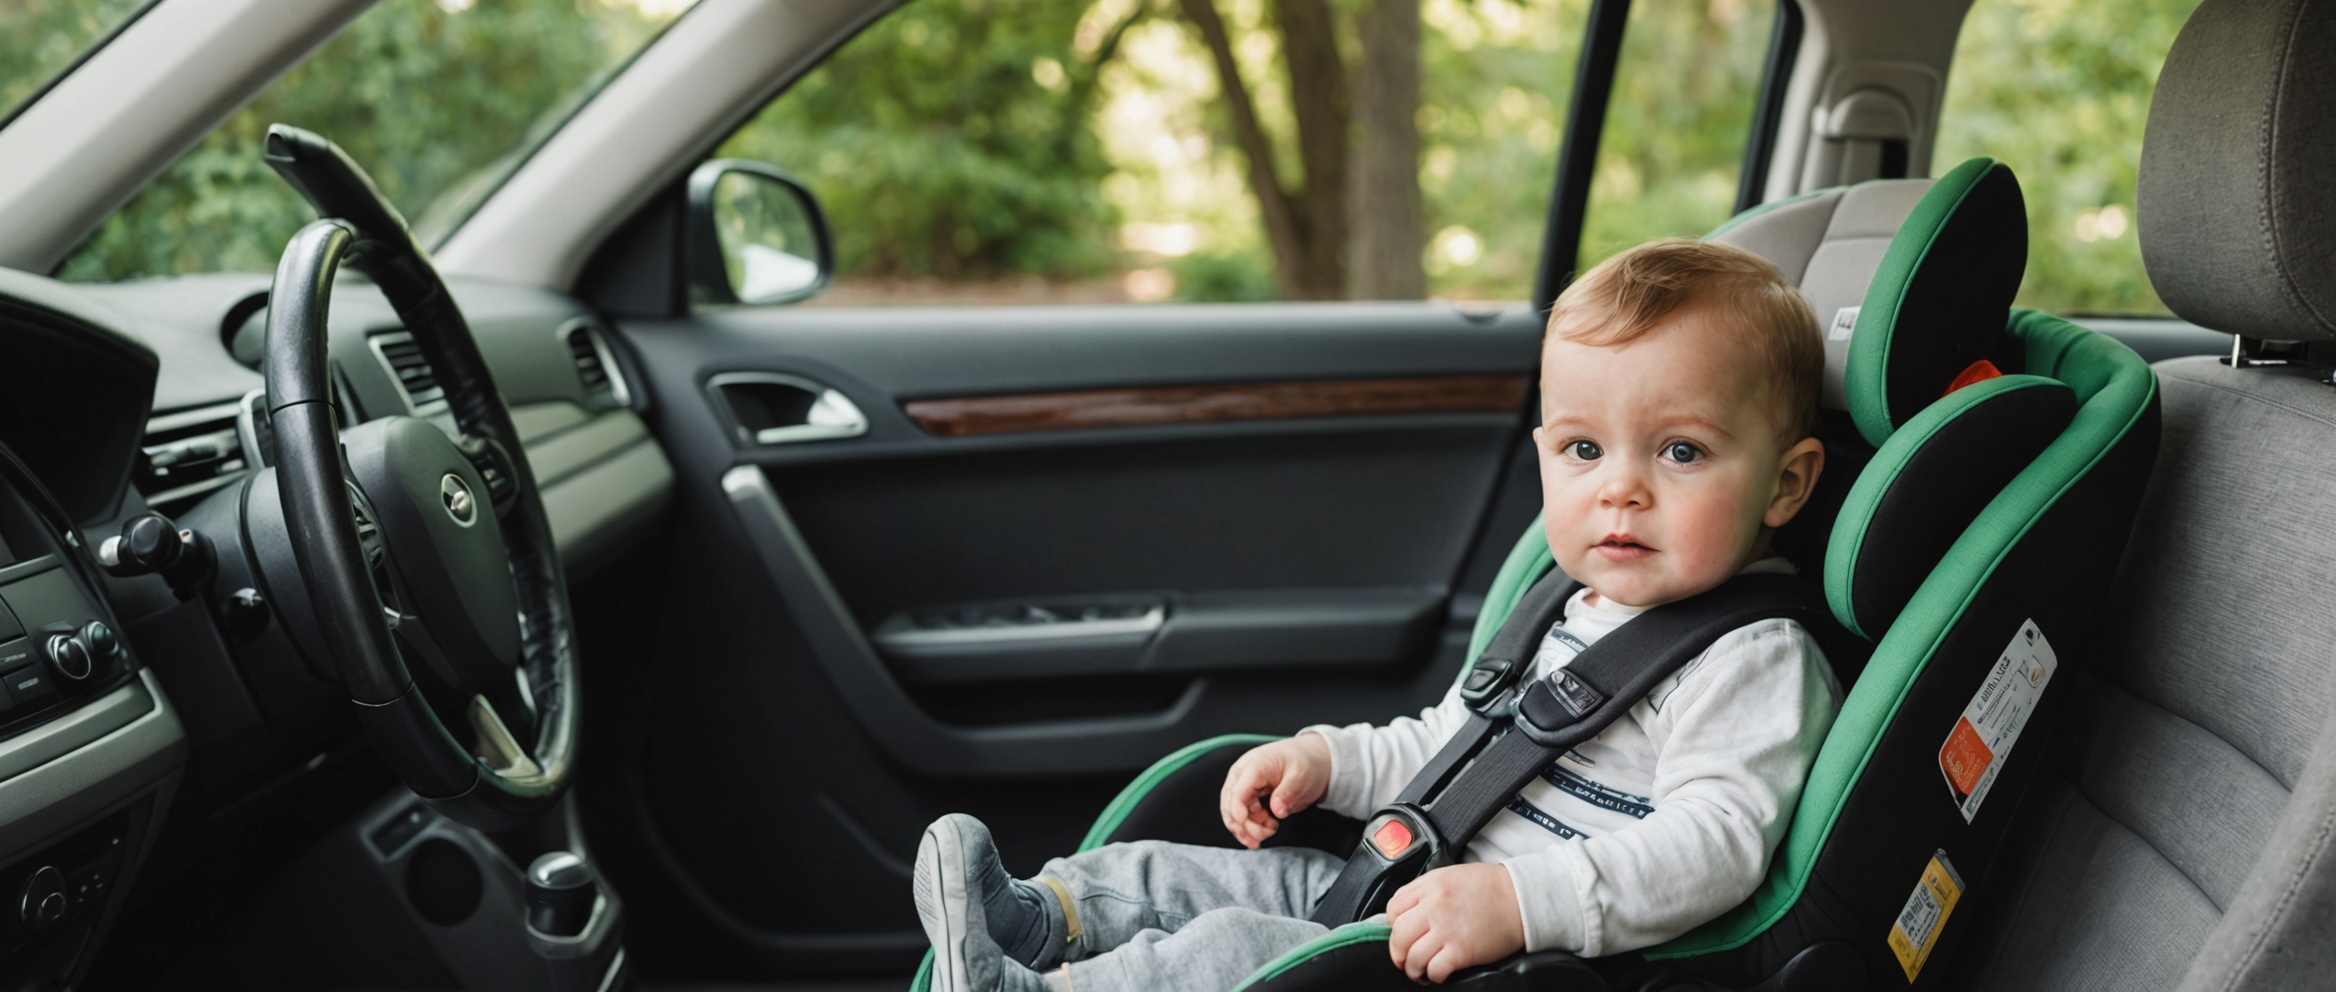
[1218,687,1473,847]
[1500,620,1837,956]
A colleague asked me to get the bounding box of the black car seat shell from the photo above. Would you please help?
[1943,2,2336,990]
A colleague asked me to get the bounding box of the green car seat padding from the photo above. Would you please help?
[1825,374,2076,640]
[1845,157,2030,448]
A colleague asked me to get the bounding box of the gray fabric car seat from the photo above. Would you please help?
[1941,1,2336,989]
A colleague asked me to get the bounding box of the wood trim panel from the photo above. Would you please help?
[903,374,1530,438]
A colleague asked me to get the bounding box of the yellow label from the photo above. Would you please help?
[1886,852,1965,982]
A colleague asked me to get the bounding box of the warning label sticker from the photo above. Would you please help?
[1886,851,1966,982]
[1939,619,2057,822]
[1829,306,1861,341]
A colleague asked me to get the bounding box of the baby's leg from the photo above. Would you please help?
[1037,841,1345,962]
[1060,907,1329,992]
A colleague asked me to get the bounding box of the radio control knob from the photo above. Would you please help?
[46,634,91,681]
[20,866,66,936]
[80,621,121,662]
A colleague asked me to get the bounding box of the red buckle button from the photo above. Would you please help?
[1371,819,1414,858]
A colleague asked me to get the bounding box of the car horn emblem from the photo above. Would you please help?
[441,473,478,526]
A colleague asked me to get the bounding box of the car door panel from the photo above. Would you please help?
[598,300,1540,962]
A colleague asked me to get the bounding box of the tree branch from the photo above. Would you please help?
[1177,0,1305,296]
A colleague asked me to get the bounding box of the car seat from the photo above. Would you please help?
[1931,2,2336,990]
[909,157,2162,991]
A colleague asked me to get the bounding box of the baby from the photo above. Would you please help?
[915,238,1842,992]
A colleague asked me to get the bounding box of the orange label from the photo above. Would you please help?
[1939,717,1994,798]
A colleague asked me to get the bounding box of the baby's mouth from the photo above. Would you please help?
[1593,535,1656,561]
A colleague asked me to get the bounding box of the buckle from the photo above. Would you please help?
[1359,805,1446,871]
[1459,656,1520,710]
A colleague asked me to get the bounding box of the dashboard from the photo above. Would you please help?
[0,263,673,989]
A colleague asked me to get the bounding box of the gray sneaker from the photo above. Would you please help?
[916,814,1041,992]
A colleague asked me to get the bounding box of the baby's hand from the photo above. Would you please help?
[1218,734,1332,849]
[1386,863,1526,984]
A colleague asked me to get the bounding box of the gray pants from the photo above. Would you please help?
[1043,841,1350,992]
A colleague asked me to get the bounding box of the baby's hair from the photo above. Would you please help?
[1547,238,1823,442]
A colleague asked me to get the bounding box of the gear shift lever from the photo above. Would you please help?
[525,852,599,938]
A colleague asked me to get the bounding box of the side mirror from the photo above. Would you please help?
[685,159,834,307]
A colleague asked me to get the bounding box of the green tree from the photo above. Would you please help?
[719,0,1138,281]
[56,0,668,283]
[0,0,153,117]
[1935,0,2201,316]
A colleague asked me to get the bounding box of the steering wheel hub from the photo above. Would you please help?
[342,416,521,692]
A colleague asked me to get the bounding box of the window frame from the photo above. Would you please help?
[1530,0,1802,313]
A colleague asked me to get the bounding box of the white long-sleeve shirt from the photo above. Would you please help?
[1302,559,1841,956]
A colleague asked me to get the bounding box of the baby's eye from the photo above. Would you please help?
[1565,439,1603,461]
[1664,441,1704,464]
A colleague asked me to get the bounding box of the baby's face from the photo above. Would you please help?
[1534,308,1807,608]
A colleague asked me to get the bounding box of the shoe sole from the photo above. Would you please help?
[915,820,975,992]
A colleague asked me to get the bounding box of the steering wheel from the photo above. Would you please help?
[260,125,577,830]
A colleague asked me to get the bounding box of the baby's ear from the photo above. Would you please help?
[1764,437,1826,528]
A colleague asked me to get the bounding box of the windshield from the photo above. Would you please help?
[57,0,694,283]
[1,0,156,125]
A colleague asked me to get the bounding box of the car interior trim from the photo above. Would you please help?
[0,669,184,854]
[899,374,1530,438]
[1734,0,1806,214]
[1532,0,1632,311]
[0,668,156,785]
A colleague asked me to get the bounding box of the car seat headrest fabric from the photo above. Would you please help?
[2138,0,2336,342]
[1845,157,2028,448]
[1825,374,2077,639]
[1708,179,1934,411]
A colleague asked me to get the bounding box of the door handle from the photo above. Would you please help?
[708,372,870,446]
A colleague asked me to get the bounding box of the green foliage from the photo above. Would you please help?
[1170,247,1278,302]
[1577,0,1773,268]
[1415,0,1588,300]
[31,0,2195,318]
[717,0,1125,281]
[0,0,150,117]
[54,0,670,283]
[1936,0,2201,316]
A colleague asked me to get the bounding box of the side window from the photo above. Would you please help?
[1575,0,1778,268]
[715,0,1584,307]
[56,0,690,283]
[1936,0,2203,316]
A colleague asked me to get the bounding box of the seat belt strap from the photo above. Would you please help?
[1308,571,1830,926]
[1391,572,1584,808]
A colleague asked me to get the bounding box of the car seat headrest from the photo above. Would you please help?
[1708,179,1934,411]
[1844,157,2028,448]
[2138,0,2336,342]
[1826,374,2077,639]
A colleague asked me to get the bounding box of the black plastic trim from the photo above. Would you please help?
[1533,0,1633,312]
[1734,0,1804,215]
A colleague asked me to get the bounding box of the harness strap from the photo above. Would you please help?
[1393,573,1584,808]
[1308,571,1830,926]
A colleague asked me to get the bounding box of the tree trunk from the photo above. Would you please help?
[1176,0,1308,298]
[1346,0,1425,299]
[1179,0,1354,300]
[1273,0,1349,300]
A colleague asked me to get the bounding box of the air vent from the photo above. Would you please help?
[138,401,254,513]
[560,321,630,407]
[370,332,447,412]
